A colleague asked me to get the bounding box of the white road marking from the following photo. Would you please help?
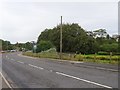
[11,59,15,61]
[18,54,37,59]
[50,70,53,72]
[17,61,24,64]
[106,68,118,72]
[0,72,13,89]
[96,67,106,70]
[69,61,84,64]
[96,67,118,72]
[79,65,118,72]
[28,64,43,70]
[56,72,112,89]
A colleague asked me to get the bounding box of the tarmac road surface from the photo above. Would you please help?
[2,52,118,89]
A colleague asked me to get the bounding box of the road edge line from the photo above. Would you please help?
[0,72,13,89]
[56,72,113,89]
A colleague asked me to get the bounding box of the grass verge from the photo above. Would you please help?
[22,52,119,65]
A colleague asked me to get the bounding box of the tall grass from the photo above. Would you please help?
[22,51,119,64]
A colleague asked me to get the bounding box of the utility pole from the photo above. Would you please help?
[7,41,8,51]
[60,16,62,59]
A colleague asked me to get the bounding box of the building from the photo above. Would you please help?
[112,34,120,42]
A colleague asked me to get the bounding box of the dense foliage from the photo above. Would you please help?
[14,42,33,51]
[36,40,54,53]
[0,39,15,50]
[0,39,33,51]
[37,23,119,54]
[37,23,99,54]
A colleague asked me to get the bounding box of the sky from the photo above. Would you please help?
[0,0,118,44]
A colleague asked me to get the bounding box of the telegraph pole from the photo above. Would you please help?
[60,16,62,59]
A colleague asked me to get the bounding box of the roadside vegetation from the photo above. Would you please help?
[23,48,119,64]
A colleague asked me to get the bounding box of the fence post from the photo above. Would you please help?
[83,54,85,61]
[110,52,112,63]
[79,53,82,61]
[78,53,80,61]
[94,53,96,62]
[69,54,71,60]
[74,53,76,60]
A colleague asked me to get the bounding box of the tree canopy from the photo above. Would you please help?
[36,40,54,53]
[37,23,99,54]
[0,39,14,50]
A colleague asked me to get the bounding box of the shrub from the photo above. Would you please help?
[36,40,54,53]
[75,54,119,61]
[97,51,109,55]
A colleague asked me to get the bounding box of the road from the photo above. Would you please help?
[2,52,118,89]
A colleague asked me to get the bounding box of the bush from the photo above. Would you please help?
[100,43,118,52]
[112,52,120,55]
[36,40,54,53]
[75,54,119,61]
[44,48,56,53]
[97,51,109,55]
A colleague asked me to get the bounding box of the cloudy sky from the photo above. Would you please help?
[0,0,118,44]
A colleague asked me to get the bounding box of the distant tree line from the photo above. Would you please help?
[0,39,33,51]
[15,42,33,51]
[0,39,14,50]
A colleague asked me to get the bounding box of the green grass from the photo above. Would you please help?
[22,51,119,65]
[76,54,119,61]
[23,51,59,59]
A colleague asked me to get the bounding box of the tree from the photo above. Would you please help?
[0,39,2,51]
[86,31,96,38]
[25,42,33,50]
[36,40,54,53]
[1,40,14,50]
[37,23,99,54]
[106,34,110,39]
[100,43,118,52]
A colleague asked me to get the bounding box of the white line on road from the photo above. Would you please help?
[78,65,118,72]
[11,59,15,61]
[96,67,118,72]
[28,64,43,70]
[56,72,112,89]
[67,61,84,64]
[49,70,53,72]
[17,61,24,64]
[0,72,13,89]
[18,54,37,59]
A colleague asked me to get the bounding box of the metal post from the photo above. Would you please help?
[60,16,62,59]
